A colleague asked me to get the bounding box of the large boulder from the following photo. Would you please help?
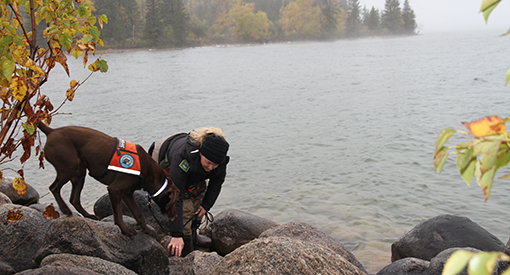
[0,176,39,206]
[259,222,367,274]
[211,236,366,274]
[41,253,137,275]
[170,251,223,275]
[376,257,430,275]
[391,215,505,261]
[94,190,171,238]
[210,209,279,255]
[15,261,100,275]
[34,216,169,275]
[0,204,50,273]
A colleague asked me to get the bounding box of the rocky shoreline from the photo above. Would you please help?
[0,176,509,275]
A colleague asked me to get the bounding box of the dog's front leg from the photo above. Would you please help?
[107,187,136,236]
[122,192,156,236]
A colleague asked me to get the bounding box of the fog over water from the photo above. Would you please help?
[7,29,510,273]
[361,0,510,33]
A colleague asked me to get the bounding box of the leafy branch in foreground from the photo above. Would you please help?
[434,115,510,201]
[0,0,108,192]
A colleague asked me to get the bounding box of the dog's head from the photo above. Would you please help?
[154,178,179,221]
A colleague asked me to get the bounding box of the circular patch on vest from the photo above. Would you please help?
[120,154,135,169]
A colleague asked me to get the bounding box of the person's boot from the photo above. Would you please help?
[195,233,212,247]
[182,235,194,257]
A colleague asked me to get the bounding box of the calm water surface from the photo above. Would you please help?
[10,30,510,273]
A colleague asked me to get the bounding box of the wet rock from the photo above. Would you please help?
[0,204,50,273]
[391,215,504,261]
[0,176,39,206]
[210,209,279,255]
[15,261,100,275]
[211,236,366,275]
[376,257,430,275]
[260,221,367,274]
[35,216,169,275]
[41,253,137,275]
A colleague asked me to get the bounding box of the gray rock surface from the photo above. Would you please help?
[211,236,366,275]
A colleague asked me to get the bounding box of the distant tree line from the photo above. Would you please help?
[92,0,417,48]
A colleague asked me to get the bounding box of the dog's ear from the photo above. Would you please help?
[165,182,179,220]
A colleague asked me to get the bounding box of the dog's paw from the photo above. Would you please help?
[121,227,137,236]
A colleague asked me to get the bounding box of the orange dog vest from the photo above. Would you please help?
[108,139,141,176]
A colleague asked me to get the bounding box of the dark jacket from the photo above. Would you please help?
[155,133,228,237]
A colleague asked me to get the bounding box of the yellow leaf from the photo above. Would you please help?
[12,177,27,196]
[70,79,78,89]
[462,116,506,137]
[66,88,75,101]
[43,204,60,220]
[7,209,23,223]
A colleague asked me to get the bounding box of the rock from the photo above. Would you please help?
[259,221,367,273]
[428,247,480,275]
[0,176,39,206]
[0,260,15,275]
[391,214,504,261]
[94,190,171,237]
[0,191,12,205]
[34,216,169,275]
[14,261,100,275]
[210,209,279,255]
[171,250,223,275]
[211,236,366,275]
[0,204,50,273]
[376,257,430,275]
[41,253,137,275]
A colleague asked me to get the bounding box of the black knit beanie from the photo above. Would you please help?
[199,134,229,164]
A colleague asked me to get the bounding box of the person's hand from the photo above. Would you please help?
[195,206,206,218]
[167,237,184,257]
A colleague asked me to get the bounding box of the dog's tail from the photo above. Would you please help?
[37,122,53,136]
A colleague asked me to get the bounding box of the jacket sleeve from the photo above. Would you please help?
[167,153,189,237]
[201,156,229,211]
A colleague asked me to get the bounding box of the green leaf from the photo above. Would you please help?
[434,147,450,173]
[442,250,473,275]
[99,14,108,24]
[475,161,496,201]
[479,140,501,173]
[82,34,93,44]
[97,59,108,72]
[435,128,456,155]
[456,144,475,171]
[467,252,498,275]
[89,26,100,41]
[460,158,476,185]
[496,146,510,169]
[78,6,86,17]
[480,0,501,22]
[22,122,35,135]
[2,59,14,81]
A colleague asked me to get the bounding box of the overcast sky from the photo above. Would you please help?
[360,0,510,33]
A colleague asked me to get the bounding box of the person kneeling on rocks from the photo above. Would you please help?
[149,127,230,257]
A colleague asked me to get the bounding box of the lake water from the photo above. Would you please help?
[9,29,510,273]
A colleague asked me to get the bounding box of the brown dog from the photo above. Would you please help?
[38,123,179,236]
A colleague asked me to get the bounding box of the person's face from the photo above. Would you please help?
[200,153,219,172]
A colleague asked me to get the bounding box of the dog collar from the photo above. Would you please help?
[148,179,168,200]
